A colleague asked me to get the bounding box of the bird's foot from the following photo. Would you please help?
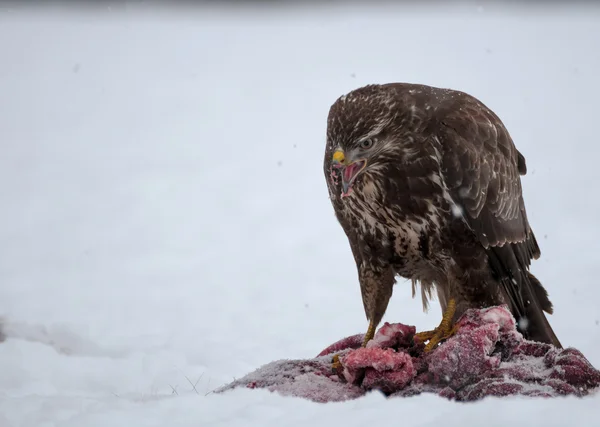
[414,299,458,352]
[331,319,378,373]
[332,354,342,373]
[414,324,458,352]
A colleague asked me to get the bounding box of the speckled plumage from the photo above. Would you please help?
[324,83,561,348]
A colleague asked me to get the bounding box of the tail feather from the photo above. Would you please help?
[520,271,562,348]
[488,243,562,349]
[527,270,553,314]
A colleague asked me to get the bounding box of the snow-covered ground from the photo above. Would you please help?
[1,2,599,426]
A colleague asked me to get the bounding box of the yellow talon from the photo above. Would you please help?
[362,319,376,347]
[415,299,458,352]
[332,354,342,372]
[332,318,378,372]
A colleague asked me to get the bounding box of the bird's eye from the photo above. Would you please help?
[360,139,374,149]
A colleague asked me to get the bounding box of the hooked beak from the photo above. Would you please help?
[332,149,367,196]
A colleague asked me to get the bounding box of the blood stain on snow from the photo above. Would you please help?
[216,306,600,403]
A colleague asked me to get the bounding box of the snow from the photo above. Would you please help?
[1,2,600,426]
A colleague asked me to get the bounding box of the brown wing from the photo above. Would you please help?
[437,98,551,320]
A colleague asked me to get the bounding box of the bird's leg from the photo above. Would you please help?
[332,265,395,372]
[362,318,377,347]
[414,298,458,352]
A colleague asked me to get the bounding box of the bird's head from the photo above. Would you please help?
[326,84,422,198]
[330,138,375,197]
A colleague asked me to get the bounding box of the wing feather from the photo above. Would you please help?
[438,99,541,318]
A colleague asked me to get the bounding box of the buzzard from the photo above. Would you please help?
[324,83,561,355]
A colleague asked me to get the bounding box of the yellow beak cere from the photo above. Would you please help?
[332,150,345,164]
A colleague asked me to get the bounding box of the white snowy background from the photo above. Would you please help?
[1,2,599,426]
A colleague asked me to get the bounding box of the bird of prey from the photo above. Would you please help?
[324,83,561,357]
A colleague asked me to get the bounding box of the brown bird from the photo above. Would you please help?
[323,83,561,358]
